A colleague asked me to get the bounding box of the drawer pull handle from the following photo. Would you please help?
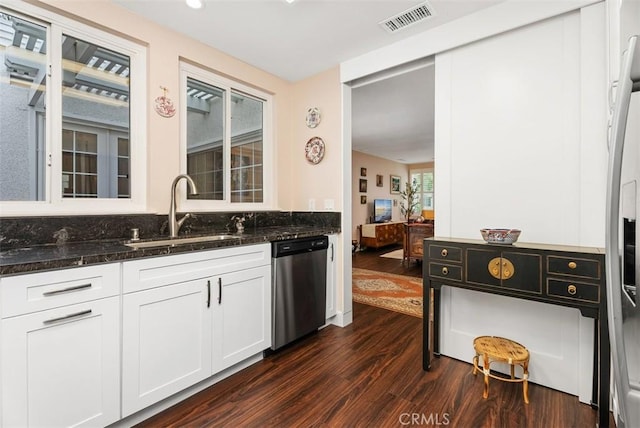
[568,261,577,269]
[442,267,449,275]
[441,249,448,257]
[43,309,92,325]
[568,285,577,295]
[42,283,92,297]
[207,280,211,308]
[218,278,222,305]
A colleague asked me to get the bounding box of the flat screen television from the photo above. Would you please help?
[373,199,392,223]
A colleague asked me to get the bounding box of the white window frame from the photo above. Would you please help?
[0,1,147,216]
[179,61,274,212]
[410,167,434,212]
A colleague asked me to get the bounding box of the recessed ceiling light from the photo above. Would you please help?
[186,0,203,9]
[285,0,296,3]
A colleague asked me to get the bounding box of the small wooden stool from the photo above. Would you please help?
[472,336,530,404]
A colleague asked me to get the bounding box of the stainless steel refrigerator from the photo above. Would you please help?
[606,34,640,428]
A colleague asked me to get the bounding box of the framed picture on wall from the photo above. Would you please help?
[359,179,367,193]
[376,174,383,187]
[360,167,367,177]
[361,195,367,204]
[390,175,401,194]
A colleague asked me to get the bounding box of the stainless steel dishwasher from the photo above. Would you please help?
[271,235,328,350]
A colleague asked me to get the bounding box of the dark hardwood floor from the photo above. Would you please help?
[137,244,611,428]
[353,244,422,277]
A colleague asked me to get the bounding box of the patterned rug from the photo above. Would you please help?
[352,268,423,318]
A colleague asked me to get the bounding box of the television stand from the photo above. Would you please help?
[359,222,404,249]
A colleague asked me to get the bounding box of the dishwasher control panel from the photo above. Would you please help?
[272,236,328,258]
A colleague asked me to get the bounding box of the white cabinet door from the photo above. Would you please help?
[1,297,120,428]
[121,279,212,417]
[212,265,271,373]
[326,234,338,319]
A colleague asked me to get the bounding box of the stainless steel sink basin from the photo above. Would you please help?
[125,234,240,249]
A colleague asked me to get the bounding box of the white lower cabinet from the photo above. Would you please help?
[0,244,274,426]
[0,265,121,428]
[121,244,271,417]
[212,265,271,372]
[121,278,213,417]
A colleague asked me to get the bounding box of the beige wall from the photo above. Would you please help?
[289,67,343,212]
[409,162,434,170]
[39,0,293,214]
[351,151,408,240]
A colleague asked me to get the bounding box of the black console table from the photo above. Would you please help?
[422,238,609,428]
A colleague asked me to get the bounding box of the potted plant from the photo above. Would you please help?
[400,178,420,223]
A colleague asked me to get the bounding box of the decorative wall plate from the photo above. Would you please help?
[154,95,176,117]
[154,86,176,118]
[305,107,321,128]
[305,137,325,164]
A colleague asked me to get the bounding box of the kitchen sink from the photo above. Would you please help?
[124,234,241,249]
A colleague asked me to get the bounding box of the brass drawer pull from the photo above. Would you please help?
[568,284,577,295]
[442,267,449,275]
[488,257,515,280]
[568,261,577,269]
[441,249,448,257]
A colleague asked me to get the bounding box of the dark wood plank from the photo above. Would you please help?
[137,302,610,428]
[353,243,422,278]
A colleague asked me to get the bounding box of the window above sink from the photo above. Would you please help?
[0,4,147,215]
[178,61,274,213]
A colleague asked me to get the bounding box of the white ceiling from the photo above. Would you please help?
[113,0,502,164]
[352,64,435,163]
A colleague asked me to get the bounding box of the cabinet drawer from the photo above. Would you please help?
[428,244,462,262]
[547,278,599,303]
[547,256,601,280]
[1,264,120,318]
[429,263,462,282]
[123,243,270,293]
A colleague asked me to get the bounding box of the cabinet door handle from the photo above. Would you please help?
[42,283,92,296]
[207,280,211,308]
[331,243,334,262]
[218,278,222,304]
[43,309,92,325]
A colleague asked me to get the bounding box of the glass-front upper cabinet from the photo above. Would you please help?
[181,61,271,210]
[0,4,145,214]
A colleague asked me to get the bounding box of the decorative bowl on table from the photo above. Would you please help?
[480,228,521,244]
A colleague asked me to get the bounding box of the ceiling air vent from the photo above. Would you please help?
[379,2,435,34]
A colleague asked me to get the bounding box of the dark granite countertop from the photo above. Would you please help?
[0,225,340,276]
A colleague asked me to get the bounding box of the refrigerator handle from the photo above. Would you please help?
[605,34,640,428]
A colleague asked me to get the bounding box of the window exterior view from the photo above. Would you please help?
[183,62,267,206]
[0,11,131,201]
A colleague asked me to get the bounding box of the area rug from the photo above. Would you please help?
[352,268,422,318]
[380,249,404,259]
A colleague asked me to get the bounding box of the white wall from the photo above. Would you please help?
[435,5,606,402]
[341,0,608,403]
[435,9,607,247]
